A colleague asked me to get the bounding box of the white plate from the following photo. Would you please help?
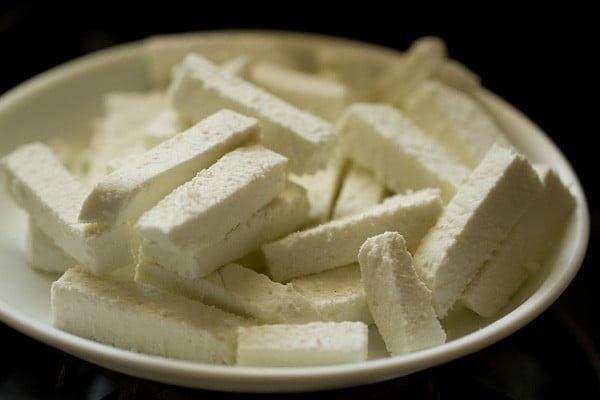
[0,31,590,393]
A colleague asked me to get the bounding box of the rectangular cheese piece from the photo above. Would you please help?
[290,155,346,225]
[136,262,322,323]
[1,143,133,274]
[84,92,167,184]
[376,36,447,106]
[139,181,308,278]
[236,321,368,366]
[290,264,373,324]
[403,80,510,168]
[413,145,543,318]
[332,164,385,219]
[143,33,295,88]
[51,267,248,365]
[432,59,481,93]
[337,103,470,202]
[359,232,446,355]
[79,109,260,226]
[168,53,336,173]
[316,43,397,101]
[461,166,575,317]
[142,108,188,149]
[25,219,76,273]
[136,144,287,252]
[249,60,351,121]
[263,188,442,282]
[220,55,251,77]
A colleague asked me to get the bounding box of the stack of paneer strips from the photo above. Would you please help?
[0,36,575,367]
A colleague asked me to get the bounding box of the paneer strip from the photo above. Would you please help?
[25,219,76,273]
[143,33,294,88]
[236,322,368,367]
[168,53,336,174]
[432,59,481,93]
[79,110,260,226]
[413,145,543,318]
[142,108,189,149]
[290,264,373,324]
[84,92,166,184]
[139,182,309,278]
[1,143,132,274]
[316,43,397,101]
[263,188,442,282]
[403,80,510,168]
[136,262,322,324]
[462,166,575,317]
[336,103,469,202]
[290,155,346,225]
[220,55,251,77]
[51,268,249,365]
[376,36,447,106]
[136,144,287,252]
[249,60,351,121]
[359,232,446,355]
[332,164,385,219]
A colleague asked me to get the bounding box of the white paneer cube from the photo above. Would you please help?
[25,219,76,273]
[291,264,373,324]
[1,143,132,274]
[376,36,447,106]
[139,181,308,278]
[290,155,346,225]
[403,80,510,168]
[142,108,189,149]
[316,43,397,101]
[432,59,481,93]
[337,103,470,202]
[85,92,167,184]
[135,144,287,252]
[359,232,446,355]
[51,267,249,365]
[332,164,386,219]
[136,262,322,324]
[263,188,442,282]
[79,109,260,226]
[168,53,336,174]
[462,166,575,317]
[143,33,294,88]
[236,321,368,366]
[413,145,543,318]
[249,60,352,121]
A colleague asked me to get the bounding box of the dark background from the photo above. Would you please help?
[0,1,598,398]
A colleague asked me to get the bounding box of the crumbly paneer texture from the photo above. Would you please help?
[336,103,469,202]
[263,188,442,282]
[290,263,373,324]
[135,144,287,252]
[332,163,385,219]
[52,267,249,365]
[403,80,509,168]
[249,60,351,121]
[359,232,446,355]
[25,219,76,273]
[136,262,322,323]
[1,142,132,274]
[461,166,575,317]
[79,109,260,226]
[413,145,543,318]
[138,181,309,278]
[168,53,336,174]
